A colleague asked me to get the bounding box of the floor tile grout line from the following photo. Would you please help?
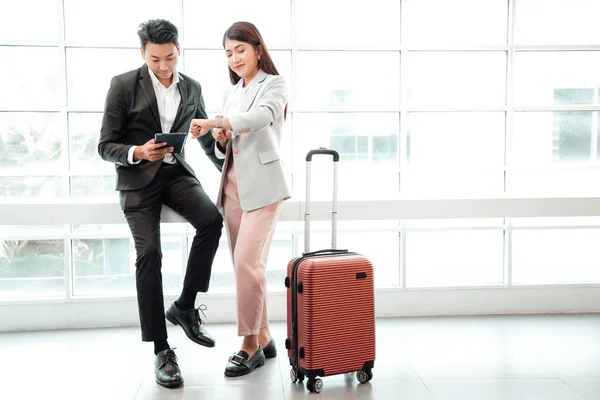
[408,362,440,400]
[132,378,143,400]
[273,357,288,400]
[418,379,439,399]
[559,378,590,400]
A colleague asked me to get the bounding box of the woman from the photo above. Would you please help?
[189,21,290,377]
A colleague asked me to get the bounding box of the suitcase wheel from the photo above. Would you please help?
[307,378,323,393]
[289,368,304,383]
[356,369,373,383]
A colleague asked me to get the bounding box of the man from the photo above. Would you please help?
[98,19,223,388]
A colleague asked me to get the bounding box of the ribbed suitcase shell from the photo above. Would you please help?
[286,252,376,377]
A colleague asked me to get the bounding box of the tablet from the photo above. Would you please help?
[154,132,188,153]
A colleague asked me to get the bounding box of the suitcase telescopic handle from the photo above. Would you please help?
[306,148,340,162]
[304,147,339,253]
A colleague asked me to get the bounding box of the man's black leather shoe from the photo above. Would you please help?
[166,302,215,347]
[155,349,183,388]
[224,347,266,377]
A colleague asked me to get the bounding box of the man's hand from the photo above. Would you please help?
[133,139,174,162]
[190,119,213,139]
[213,128,231,150]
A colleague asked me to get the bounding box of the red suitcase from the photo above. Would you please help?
[285,148,376,394]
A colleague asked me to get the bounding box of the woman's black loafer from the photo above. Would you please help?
[263,338,277,359]
[224,347,266,377]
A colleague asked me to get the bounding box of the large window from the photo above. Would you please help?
[1,0,600,301]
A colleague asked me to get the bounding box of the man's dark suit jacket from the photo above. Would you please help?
[98,64,223,191]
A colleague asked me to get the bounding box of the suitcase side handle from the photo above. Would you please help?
[304,147,339,253]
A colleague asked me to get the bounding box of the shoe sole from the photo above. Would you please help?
[166,311,215,348]
[224,358,266,377]
[156,378,183,388]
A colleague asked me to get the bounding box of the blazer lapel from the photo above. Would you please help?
[139,65,161,130]
[171,74,187,132]
[239,70,268,112]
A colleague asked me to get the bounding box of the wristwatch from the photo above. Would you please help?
[215,115,223,129]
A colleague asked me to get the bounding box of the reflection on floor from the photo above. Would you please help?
[1,314,599,399]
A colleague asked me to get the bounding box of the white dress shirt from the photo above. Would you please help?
[214,81,253,159]
[128,70,181,165]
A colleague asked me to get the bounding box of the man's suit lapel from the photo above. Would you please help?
[139,65,161,131]
[172,75,189,165]
[171,75,187,132]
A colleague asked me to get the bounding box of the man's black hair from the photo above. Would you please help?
[137,19,179,50]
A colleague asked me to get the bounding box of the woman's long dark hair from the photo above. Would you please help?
[223,21,287,119]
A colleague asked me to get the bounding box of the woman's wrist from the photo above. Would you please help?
[215,116,223,129]
[214,116,231,131]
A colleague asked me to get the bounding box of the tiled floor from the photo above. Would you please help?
[1,314,600,399]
